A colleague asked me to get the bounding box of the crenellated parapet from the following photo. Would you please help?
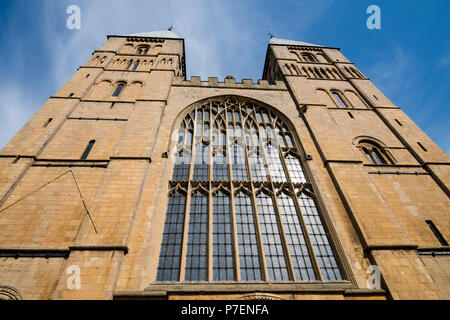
[172,76,287,90]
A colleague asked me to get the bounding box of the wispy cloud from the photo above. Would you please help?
[369,44,412,96]
[1,0,335,149]
[0,84,36,148]
[5,0,447,157]
[368,43,449,155]
[438,53,450,66]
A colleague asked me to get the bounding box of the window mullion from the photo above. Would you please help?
[279,150,294,184]
[229,183,240,281]
[369,148,377,164]
[257,125,271,183]
[250,185,269,282]
[189,111,198,181]
[242,128,253,182]
[270,186,296,281]
[208,110,213,181]
[207,182,213,282]
[225,107,233,181]
[291,188,324,281]
[178,184,192,281]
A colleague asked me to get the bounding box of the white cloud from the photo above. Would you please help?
[0,85,35,149]
[369,44,411,91]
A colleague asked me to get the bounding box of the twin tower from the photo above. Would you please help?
[0,30,448,300]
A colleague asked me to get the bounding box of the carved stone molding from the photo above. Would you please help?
[0,286,23,300]
[236,292,285,300]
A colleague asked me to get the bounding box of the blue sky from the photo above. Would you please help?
[0,0,449,154]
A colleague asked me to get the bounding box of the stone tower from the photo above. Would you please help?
[0,31,448,300]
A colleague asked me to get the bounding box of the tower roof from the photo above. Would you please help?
[269,37,323,47]
[125,30,182,39]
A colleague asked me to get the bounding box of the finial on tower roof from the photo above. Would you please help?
[268,31,274,39]
[168,24,174,31]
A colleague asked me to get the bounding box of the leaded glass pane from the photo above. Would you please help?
[248,149,267,182]
[285,135,293,147]
[156,191,186,281]
[172,149,190,181]
[371,148,387,164]
[298,192,342,280]
[256,192,290,281]
[277,132,286,147]
[235,193,262,281]
[185,193,208,281]
[259,124,266,139]
[178,129,185,144]
[234,110,240,122]
[285,154,307,184]
[278,193,316,280]
[212,191,234,281]
[213,150,228,181]
[193,143,209,181]
[333,92,348,108]
[265,145,286,183]
[231,142,248,181]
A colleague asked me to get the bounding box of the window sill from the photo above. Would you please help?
[114,281,387,299]
[144,280,353,292]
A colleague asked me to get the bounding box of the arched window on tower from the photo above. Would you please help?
[112,82,126,97]
[358,140,392,165]
[302,53,317,63]
[136,45,149,55]
[156,96,344,282]
[132,60,140,71]
[125,59,133,70]
[331,90,351,108]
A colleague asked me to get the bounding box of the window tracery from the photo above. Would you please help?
[156,96,343,282]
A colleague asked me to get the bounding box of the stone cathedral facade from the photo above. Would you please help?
[0,31,448,300]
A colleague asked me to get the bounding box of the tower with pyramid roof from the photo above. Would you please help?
[0,30,448,300]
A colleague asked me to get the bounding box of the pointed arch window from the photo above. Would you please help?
[157,96,344,283]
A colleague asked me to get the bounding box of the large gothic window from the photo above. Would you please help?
[156,96,343,282]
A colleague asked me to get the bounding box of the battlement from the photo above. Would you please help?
[172,76,287,90]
